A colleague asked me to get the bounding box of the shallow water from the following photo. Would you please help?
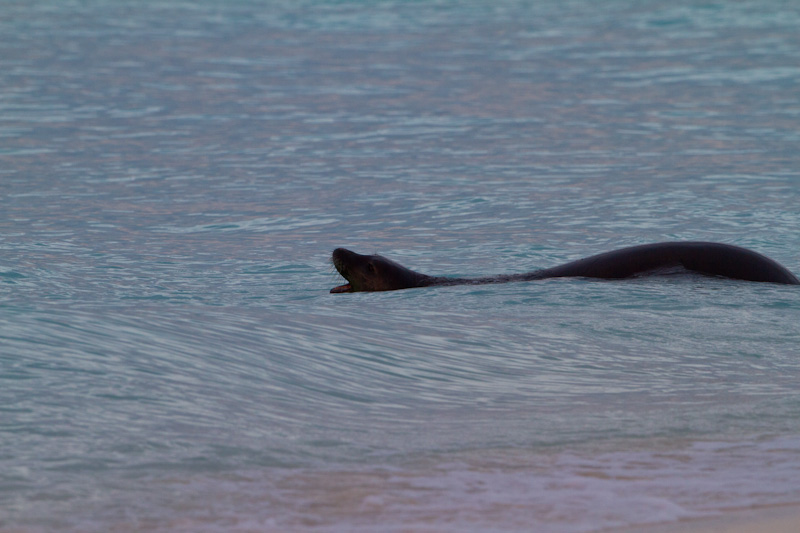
[2,0,800,531]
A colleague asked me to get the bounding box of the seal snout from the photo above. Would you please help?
[330,248,357,293]
[331,248,356,274]
[332,247,358,262]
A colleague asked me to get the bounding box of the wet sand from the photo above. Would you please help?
[619,504,800,533]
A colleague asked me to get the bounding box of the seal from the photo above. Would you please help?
[330,242,800,293]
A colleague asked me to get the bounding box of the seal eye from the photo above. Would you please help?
[367,263,375,273]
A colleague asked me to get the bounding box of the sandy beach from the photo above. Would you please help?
[619,505,800,533]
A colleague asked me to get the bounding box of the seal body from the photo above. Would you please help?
[330,242,800,293]
[530,242,800,284]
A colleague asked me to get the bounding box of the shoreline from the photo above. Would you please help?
[617,504,800,533]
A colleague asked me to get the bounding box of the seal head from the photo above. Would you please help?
[331,248,433,293]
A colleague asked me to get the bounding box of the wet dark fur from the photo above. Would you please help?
[331,242,799,293]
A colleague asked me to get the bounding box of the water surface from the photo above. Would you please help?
[2,1,800,531]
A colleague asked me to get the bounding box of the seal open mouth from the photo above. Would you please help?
[330,281,352,293]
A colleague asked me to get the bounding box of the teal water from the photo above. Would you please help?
[2,1,800,531]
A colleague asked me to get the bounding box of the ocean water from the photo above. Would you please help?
[2,0,800,531]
